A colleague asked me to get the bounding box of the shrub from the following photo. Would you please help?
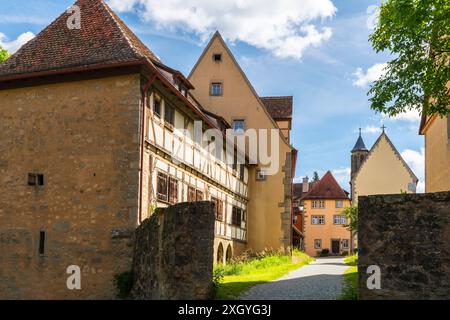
[114,271,134,299]
[320,249,329,257]
[212,267,225,297]
[341,251,349,256]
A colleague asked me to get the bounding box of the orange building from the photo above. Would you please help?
[301,171,352,257]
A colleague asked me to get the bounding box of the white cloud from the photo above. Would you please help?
[0,32,35,53]
[107,0,336,59]
[401,148,425,193]
[360,125,381,134]
[353,62,387,87]
[382,109,421,123]
[332,167,351,190]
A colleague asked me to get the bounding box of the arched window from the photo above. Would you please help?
[217,243,224,264]
[226,245,233,263]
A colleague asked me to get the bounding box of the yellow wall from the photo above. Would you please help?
[189,34,293,253]
[303,199,352,257]
[424,116,450,192]
[353,134,417,204]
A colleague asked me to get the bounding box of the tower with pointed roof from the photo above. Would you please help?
[350,128,419,203]
[351,129,369,182]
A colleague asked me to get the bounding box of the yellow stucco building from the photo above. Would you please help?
[351,129,418,204]
[302,171,352,257]
[188,32,296,255]
[419,114,450,192]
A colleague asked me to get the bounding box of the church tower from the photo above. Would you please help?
[351,129,369,181]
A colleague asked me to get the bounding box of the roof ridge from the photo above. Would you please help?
[100,0,160,63]
[352,132,418,185]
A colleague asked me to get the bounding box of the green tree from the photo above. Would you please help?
[343,205,358,232]
[369,0,450,117]
[312,171,320,182]
[0,46,10,64]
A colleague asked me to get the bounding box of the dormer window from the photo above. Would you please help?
[211,82,223,96]
[213,53,222,62]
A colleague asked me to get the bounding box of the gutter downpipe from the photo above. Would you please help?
[138,73,157,224]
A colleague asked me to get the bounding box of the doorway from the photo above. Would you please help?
[331,240,340,255]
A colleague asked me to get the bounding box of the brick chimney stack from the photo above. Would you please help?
[302,177,309,193]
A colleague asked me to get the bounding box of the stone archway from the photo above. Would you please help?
[226,245,233,263]
[217,243,224,264]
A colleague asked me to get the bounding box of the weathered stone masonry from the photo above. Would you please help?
[131,202,215,300]
[0,75,141,299]
[358,192,450,300]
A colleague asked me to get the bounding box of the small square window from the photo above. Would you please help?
[213,53,222,62]
[28,173,44,186]
[211,83,223,96]
[312,215,325,225]
[314,239,322,249]
[335,200,343,208]
[256,169,267,181]
[232,120,245,134]
[342,239,349,249]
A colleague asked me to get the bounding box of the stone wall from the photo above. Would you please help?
[358,192,450,300]
[131,202,215,300]
[0,74,141,299]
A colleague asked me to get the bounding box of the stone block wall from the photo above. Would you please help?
[358,192,450,300]
[131,202,215,300]
[0,74,141,299]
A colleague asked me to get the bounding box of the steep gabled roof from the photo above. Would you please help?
[352,132,419,184]
[260,96,293,120]
[0,0,160,79]
[188,31,292,149]
[302,171,349,200]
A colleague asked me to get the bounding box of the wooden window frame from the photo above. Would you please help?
[168,177,178,205]
[312,215,325,225]
[341,239,349,249]
[210,82,223,96]
[164,103,175,128]
[314,239,322,249]
[187,186,196,203]
[153,95,162,117]
[157,172,168,202]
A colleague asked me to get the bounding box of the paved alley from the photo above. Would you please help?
[239,257,349,300]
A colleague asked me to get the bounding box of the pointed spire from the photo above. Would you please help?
[352,129,368,152]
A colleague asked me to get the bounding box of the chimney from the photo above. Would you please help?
[302,177,309,193]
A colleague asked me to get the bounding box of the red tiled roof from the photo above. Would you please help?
[0,0,160,78]
[260,96,293,119]
[302,171,349,200]
[293,181,318,200]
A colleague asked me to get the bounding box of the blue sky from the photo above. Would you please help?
[0,0,425,192]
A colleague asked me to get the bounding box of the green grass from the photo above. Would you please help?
[341,254,358,300]
[214,250,314,300]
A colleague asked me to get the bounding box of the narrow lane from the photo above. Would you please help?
[239,257,348,300]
